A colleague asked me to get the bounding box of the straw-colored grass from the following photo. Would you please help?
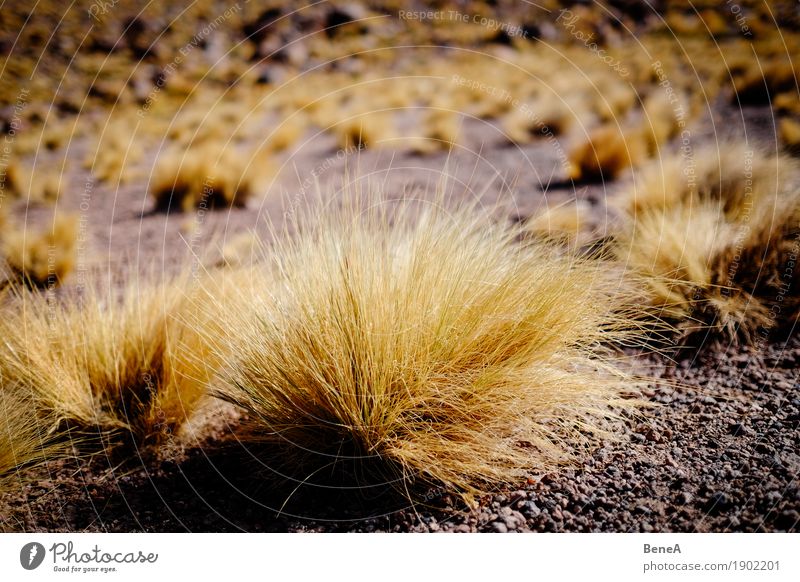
[205,199,642,501]
[618,143,793,219]
[0,277,227,448]
[332,111,395,150]
[150,144,269,212]
[567,125,647,183]
[781,118,800,155]
[0,390,60,496]
[613,144,800,341]
[525,200,594,247]
[1,214,78,288]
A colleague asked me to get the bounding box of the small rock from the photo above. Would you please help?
[519,501,541,517]
[706,492,729,513]
[728,422,747,436]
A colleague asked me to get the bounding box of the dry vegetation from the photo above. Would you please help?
[1,214,79,288]
[150,144,270,211]
[0,0,799,517]
[613,144,800,341]
[0,391,61,494]
[205,200,643,499]
[0,277,227,450]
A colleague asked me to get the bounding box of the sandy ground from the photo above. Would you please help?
[1,94,798,532]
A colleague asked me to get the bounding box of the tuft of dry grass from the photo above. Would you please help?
[732,58,797,106]
[212,230,262,268]
[780,118,800,155]
[1,214,78,288]
[150,144,269,212]
[641,90,687,154]
[567,125,647,183]
[0,276,229,449]
[262,114,307,153]
[502,98,576,144]
[613,144,800,341]
[525,200,595,247]
[0,390,62,496]
[619,143,794,219]
[203,199,643,501]
[407,110,461,154]
[0,161,61,204]
[332,111,395,150]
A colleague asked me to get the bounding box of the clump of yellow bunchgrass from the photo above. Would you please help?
[205,197,643,501]
[150,144,269,212]
[613,144,800,341]
[0,275,229,449]
[0,390,62,496]
[1,214,78,288]
[567,124,647,183]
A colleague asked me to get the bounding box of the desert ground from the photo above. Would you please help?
[0,0,798,532]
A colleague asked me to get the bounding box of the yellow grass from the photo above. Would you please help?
[203,198,643,501]
[1,214,78,288]
[780,118,800,155]
[150,144,269,212]
[525,200,593,247]
[332,111,395,150]
[0,275,230,448]
[568,125,647,183]
[0,390,61,496]
[614,143,800,341]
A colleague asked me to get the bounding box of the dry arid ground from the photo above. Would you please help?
[0,0,798,532]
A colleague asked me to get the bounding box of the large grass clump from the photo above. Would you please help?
[206,199,642,500]
[613,143,800,341]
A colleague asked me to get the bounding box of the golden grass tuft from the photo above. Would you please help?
[525,200,594,247]
[332,112,395,150]
[641,90,687,154]
[0,390,61,496]
[0,276,229,449]
[619,143,794,219]
[780,118,800,156]
[567,125,647,183]
[204,199,642,500]
[407,110,461,154]
[262,114,307,153]
[503,98,577,145]
[613,144,800,341]
[212,230,262,268]
[150,144,269,212]
[733,58,797,105]
[0,162,61,204]
[1,214,78,288]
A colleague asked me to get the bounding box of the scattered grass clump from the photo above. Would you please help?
[613,144,800,341]
[1,214,78,288]
[0,277,226,449]
[332,112,395,150]
[207,198,642,501]
[150,144,268,212]
[525,200,602,249]
[567,125,647,183]
[780,118,800,155]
